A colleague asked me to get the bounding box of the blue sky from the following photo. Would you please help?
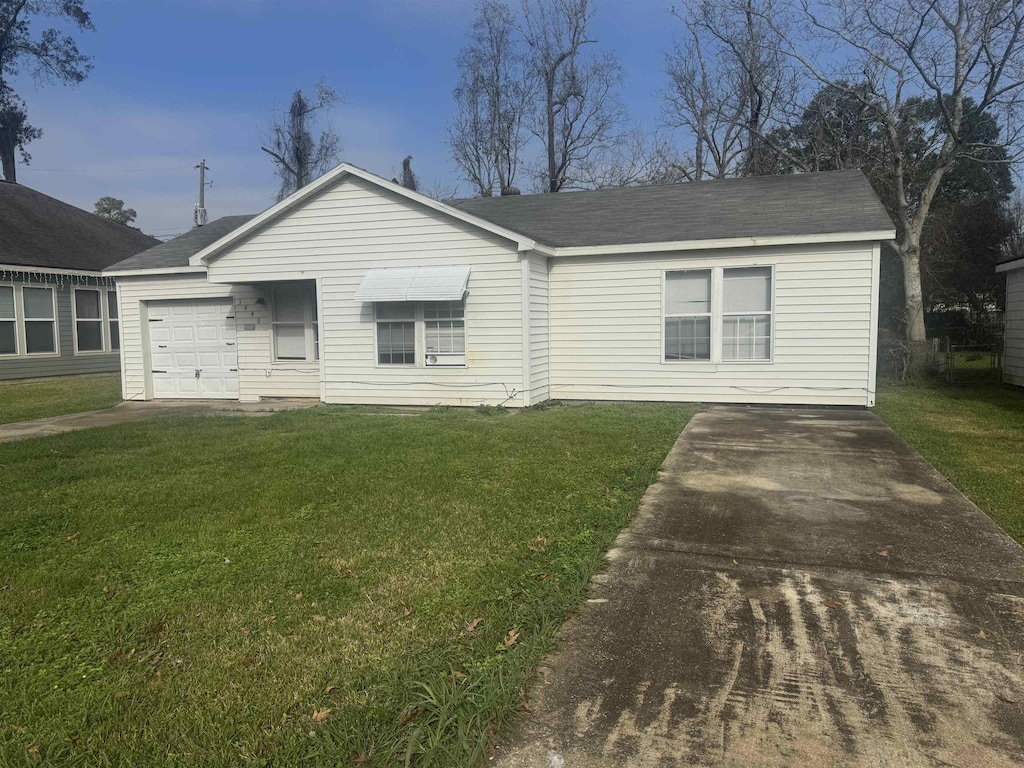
[10,0,680,238]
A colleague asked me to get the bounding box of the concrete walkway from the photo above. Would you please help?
[496,406,1024,767]
[0,399,319,443]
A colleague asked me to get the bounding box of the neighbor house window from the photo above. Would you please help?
[722,267,772,361]
[664,270,712,361]
[376,302,416,365]
[424,301,465,355]
[0,285,16,355]
[22,286,57,355]
[74,288,105,352]
[108,290,120,351]
[272,282,317,362]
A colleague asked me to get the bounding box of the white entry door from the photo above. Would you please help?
[149,299,239,399]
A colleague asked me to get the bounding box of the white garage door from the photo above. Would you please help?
[149,299,238,399]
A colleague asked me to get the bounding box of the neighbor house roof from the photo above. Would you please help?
[0,181,160,272]
[105,215,257,274]
[454,169,894,251]
[104,166,895,275]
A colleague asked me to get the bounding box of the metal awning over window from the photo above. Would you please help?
[354,266,471,302]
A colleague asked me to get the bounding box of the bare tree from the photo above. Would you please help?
[449,0,532,196]
[663,0,796,179]
[261,80,341,201]
[522,0,626,192]
[721,0,1024,343]
[577,129,696,187]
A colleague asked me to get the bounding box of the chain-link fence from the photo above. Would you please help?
[939,339,1003,384]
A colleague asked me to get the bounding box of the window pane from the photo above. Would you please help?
[107,291,118,320]
[425,319,465,354]
[665,316,711,360]
[275,323,307,360]
[723,267,771,313]
[0,320,15,354]
[23,287,54,319]
[722,313,771,361]
[666,271,711,314]
[424,301,464,320]
[0,286,14,319]
[274,283,308,323]
[376,302,414,321]
[77,321,103,351]
[378,320,415,364]
[75,289,101,319]
[109,321,120,351]
[25,321,55,353]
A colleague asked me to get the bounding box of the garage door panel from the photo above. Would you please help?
[148,299,238,400]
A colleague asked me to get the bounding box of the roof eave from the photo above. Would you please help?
[187,163,536,267]
[532,229,897,257]
[103,265,208,277]
[996,257,1024,273]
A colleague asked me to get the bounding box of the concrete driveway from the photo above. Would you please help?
[496,406,1024,767]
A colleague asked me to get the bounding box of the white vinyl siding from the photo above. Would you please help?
[1005,267,1024,386]
[115,274,319,401]
[205,174,525,407]
[549,242,878,406]
[527,252,550,403]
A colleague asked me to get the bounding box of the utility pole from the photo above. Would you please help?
[194,159,210,227]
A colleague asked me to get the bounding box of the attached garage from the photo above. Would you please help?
[148,298,238,399]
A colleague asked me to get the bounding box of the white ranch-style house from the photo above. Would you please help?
[104,163,895,407]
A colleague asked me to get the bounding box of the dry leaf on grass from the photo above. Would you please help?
[976,630,988,640]
[27,745,40,757]
[399,707,421,725]
[527,536,548,553]
[325,685,336,694]
[64,533,79,543]
[504,628,521,647]
[822,598,845,609]
[312,708,331,723]
[294,592,304,601]
[463,618,482,636]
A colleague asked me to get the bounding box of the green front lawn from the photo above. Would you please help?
[875,382,1024,545]
[0,402,695,766]
[0,374,121,425]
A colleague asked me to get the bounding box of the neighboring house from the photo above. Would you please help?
[104,163,894,407]
[0,181,160,380]
[997,257,1024,386]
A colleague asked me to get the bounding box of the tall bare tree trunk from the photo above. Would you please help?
[897,235,927,342]
[545,75,557,192]
[0,149,15,182]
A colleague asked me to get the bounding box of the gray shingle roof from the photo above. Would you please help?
[104,215,257,272]
[454,169,894,248]
[103,169,893,274]
[0,181,161,271]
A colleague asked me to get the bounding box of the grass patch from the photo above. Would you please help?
[0,374,121,425]
[875,381,1024,544]
[0,402,695,766]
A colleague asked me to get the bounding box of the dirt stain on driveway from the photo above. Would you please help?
[495,407,1024,767]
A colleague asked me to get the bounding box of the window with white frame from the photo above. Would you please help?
[272,282,318,362]
[376,301,467,366]
[74,288,105,352]
[424,302,465,356]
[722,267,772,361]
[0,285,16,356]
[108,290,120,351]
[376,302,416,365]
[664,270,712,361]
[22,286,57,355]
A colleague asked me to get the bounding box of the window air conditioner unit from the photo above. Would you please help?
[425,353,466,366]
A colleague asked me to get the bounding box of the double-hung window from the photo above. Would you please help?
[376,303,416,365]
[424,302,465,360]
[73,287,120,354]
[664,270,712,361]
[722,267,772,361]
[22,286,57,355]
[272,282,318,363]
[74,289,105,352]
[0,285,16,355]
[664,266,773,363]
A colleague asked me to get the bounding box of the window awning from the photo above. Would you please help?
[354,266,471,302]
